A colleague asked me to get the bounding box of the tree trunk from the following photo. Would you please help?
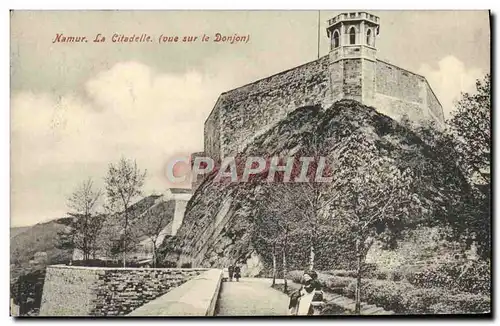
[283,230,288,293]
[308,241,315,271]
[152,242,157,268]
[272,243,276,286]
[355,240,362,314]
[123,209,128,268]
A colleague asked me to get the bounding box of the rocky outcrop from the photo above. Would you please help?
[160,100,468,274]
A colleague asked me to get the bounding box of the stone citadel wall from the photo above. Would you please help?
[39,265,204,316]
[204,55,332,160]
[204,57,444,160]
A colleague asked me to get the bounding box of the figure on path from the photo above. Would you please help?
[234,264,241,282]
[288,270,323,315]
[228,265,234,282]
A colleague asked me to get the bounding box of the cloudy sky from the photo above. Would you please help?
[10,10,490,227]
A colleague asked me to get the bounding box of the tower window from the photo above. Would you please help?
[366,29,372,46]
[333,30,340,48]
[349,27,356,44]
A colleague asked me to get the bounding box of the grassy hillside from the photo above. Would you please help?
[10,226,31,238]
[10,218,74,280]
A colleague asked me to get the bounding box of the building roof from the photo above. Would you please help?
[169,188,192,194]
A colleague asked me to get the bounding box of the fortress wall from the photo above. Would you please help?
[40,266,204,316]
[342,59,363,100]
[369,93,425,123]
[362,59,376,102]
[376,60,424,104]
[204,104,221,161]
[214,55,331,158]
[425,81,445,124]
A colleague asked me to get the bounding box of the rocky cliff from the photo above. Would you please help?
[159,100,469,275]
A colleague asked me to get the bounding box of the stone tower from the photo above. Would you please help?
[327,11,380,103]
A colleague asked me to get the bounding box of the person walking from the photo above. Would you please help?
[228,265,234,282]
[234,264,241,282]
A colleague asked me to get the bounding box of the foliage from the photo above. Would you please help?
[132,198,174,267]
[406,260,490,295]
[343,278,490,314]
[397,75,491,260]
[447,74,491,259]
[448,74,491,188]
[11,269,46,316]
[61,178,104,260]
[428,292,491,314]
[104,157,146,266]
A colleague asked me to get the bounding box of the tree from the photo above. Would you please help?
[65,178,103,261]
[330,133,419,314]
[448,74,491,258]
[259,133,350,272]
[255,215,279,286]
[134,198,171,268]
[449,74,490,188]
[104,157,146,267]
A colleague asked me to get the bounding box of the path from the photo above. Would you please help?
[215,278,289,316]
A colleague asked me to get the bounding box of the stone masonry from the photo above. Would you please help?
[39,265,205,316]
[203,11,444,161]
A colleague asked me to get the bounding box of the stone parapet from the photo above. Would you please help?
[39,265,206,316]
[127,269,223,316]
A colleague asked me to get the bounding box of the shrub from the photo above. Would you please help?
[326,269,357,278]
[343,278,491,314]
[391,270,403,281]
[375,271,388,280]
[321,303,353,315]
[428,293,490,314]
[287,270,304,283]
[344,279,415,312]
[406,260,490,294]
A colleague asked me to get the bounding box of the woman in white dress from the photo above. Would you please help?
[288,271,323,315]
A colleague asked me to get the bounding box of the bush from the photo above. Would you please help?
[12,269,46,315]
[287,270,304,283]
[326,269,357,278]
[343,278,491,314]
[375,271,388,280]
[406,260,490,294]
[324,276,354,290]
[287,271,354,295]
[428,293,490,314]
[344,279,415,312]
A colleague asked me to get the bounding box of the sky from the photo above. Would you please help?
[10,10,490,227]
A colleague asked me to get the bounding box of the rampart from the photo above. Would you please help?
[204,55,332,160]
[39,265,205,316]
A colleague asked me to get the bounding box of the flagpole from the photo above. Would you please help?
[317,10,320,59]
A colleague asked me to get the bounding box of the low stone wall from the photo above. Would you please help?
[127,269,223,316]
[39,265,206,316]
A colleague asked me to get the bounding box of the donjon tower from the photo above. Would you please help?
[202,11,444,164]
[327,12,380,103]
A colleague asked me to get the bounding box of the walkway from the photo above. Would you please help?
[215,278,289,316]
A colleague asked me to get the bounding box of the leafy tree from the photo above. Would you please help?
[402,75,491,259]
[256,183,307,292]
[330,132,420,314]
[447,74,491,259]
[63,178,103,261]
[134,198,172,268]
[449,74,490,188]
[104,157,146,267]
